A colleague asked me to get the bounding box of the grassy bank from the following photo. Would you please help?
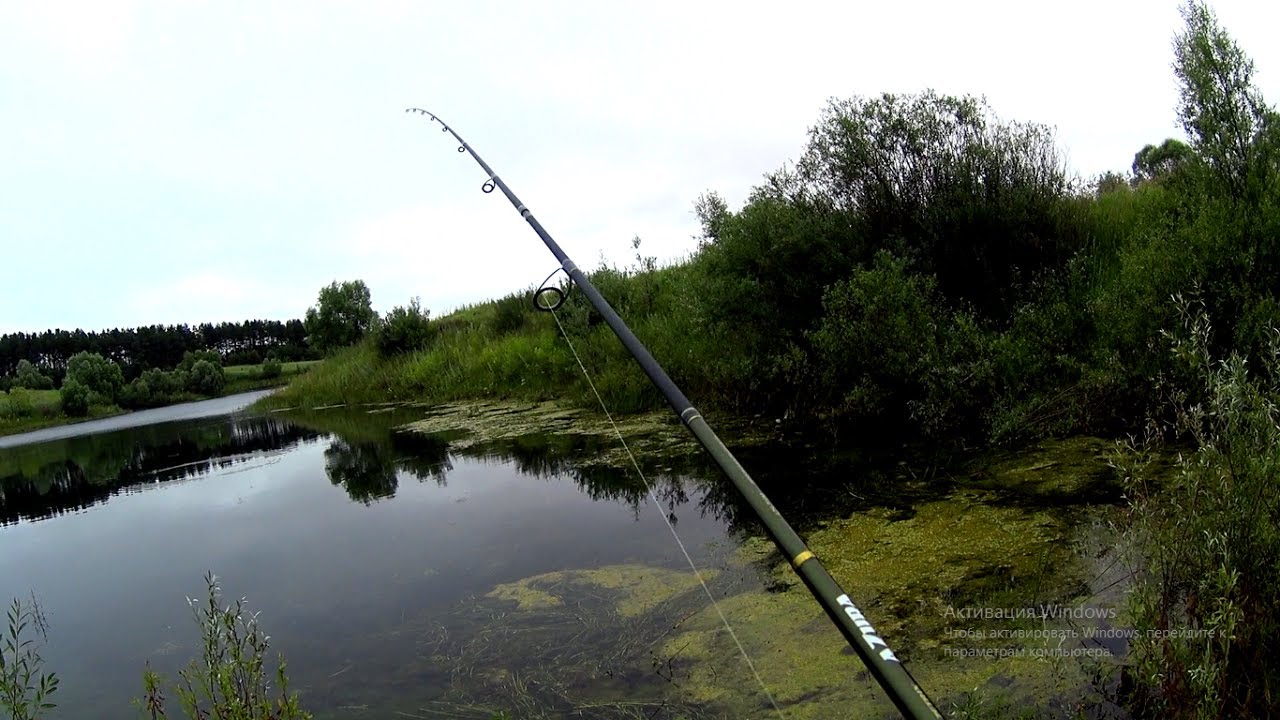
[0,389,125,437]
[258,265,709,417]
[223,360,322,394]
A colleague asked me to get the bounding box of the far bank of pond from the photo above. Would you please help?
[0,361,318,440]
[0,396,1140,718]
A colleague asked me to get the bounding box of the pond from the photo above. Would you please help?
[0,393,1133,718]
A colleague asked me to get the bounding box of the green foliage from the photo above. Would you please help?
[260,357,283,379]
[3,388,37,419]
[0,595,59,720]
[58,378,90,417]
[490,292,532,335]
[794,90,1082,319]
[806,252,994,439]
[65,351,124,405]
[138,572,310,720]
[304,280,378,353]
[1174,0,1279,203]
[1132,138,1195,184]
[186,360,225,396]
[120,368,193,409]
[374,297,435,357]
[11,361,52,391]
[1094,170,1132,195]
[1118,298,1280,718]
[178,350,221,373]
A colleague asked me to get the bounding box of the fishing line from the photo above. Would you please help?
[544,300,786,718]
[408,107,944,719]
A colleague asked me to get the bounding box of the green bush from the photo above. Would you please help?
[795,89,1083,320]
[304,279,378,354]
[186,360,225,396]
[374,298,435,357]
[119,377,155,409]
[1119,298,1280,718]
[261,357,283,379]
[490,292,531,335]
[65,351,124,405]
[59,378,90,417]
[4,387,36,418]
[121,367,194,409]
[178,350,221,373]
[12,360,53,391]
[805,251,993,440]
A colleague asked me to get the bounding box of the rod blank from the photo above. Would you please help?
[407,107,943,720]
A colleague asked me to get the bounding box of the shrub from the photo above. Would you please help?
[490,292,531,334]
[12,360,53,391]
[1118,297,1280,718]
[5,387,36,418]
[119,377,154,409]
[138,572,310,720]
[178,350,221,373]
[794,90,1082,320]
[186,360,225,396]
[0,595,59,720]
[261,357,283,379]
[304,279,377,353]
[65,351,124,405]
[374,298,434,357]
[805,251,993,440]
[59,378,90,417]
[118,368,190,409]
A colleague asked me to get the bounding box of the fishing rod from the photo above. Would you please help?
[406,108,943,720]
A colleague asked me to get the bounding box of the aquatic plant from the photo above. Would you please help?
[138,572,311,720]
[0,595,59,720]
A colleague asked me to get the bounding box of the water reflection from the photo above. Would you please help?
[1,403,726,530]
[0,416,322,526]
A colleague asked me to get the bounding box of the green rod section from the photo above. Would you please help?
[407,108,943,720]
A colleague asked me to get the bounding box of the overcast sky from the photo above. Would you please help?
[1,0,1276,335]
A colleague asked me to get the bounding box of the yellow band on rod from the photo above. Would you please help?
[793,550,815,567]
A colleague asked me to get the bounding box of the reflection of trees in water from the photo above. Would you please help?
[324,439,398,504]
[274,408,844,536]
[390,431,452,486]
[454,435,712,528]
[0,416,322,525]
[322,430,455,504]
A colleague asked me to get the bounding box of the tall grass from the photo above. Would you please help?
[261,261,712,416]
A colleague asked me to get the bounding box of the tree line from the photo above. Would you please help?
[0,319,317,386]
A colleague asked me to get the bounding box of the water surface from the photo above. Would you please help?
[0,396,1129,718]
[0,397,737,718]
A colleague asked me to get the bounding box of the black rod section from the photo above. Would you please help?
[407,108,943,720]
